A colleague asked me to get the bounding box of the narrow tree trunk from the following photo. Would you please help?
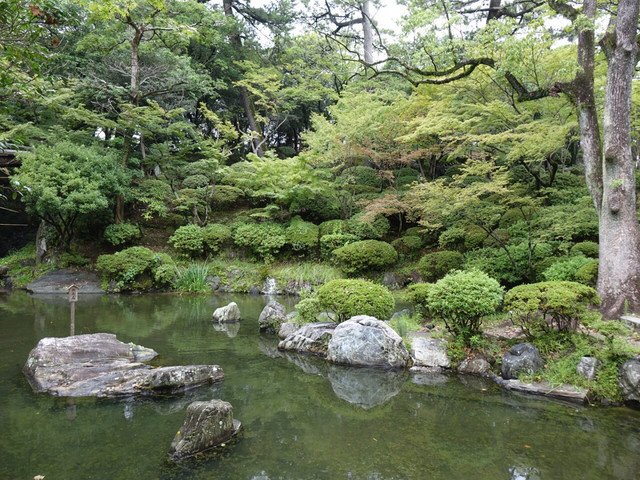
[361,0,373,64]
[597,0,640,317]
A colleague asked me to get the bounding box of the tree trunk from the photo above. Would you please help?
[597,0,640,317]
[361,0,373,64]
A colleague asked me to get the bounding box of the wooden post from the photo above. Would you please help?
[68,285,79,336]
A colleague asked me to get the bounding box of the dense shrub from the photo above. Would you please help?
[333,240,398,275]
[337,166,382,189]
[504,281,601,336]
[391,236,422,257]
[543,256,593,282]
[285,216,320,253]
[210,185,244,207]
[320,233,360,259]
[534,200,598,242]
[482,229,510,248]
[319,219,349,236]
[290,192,341,222]
[574,259,598,286]
[464,225,487,251]
[96,247,175,291]
[103,222,141,246]
[202,224,232,254]
[418,250,464,282]
[316,279,394,322]
[181,159,219,180]
[182,174,210,189]
[294,290,322,323]
[169,224,204,257]
[571,241,599,258]
[438,227,466,251]
[427,270,504,339]
[57,252,90,268]
[348,213,390,240]
[405,282,432,319]
[233,222,286,261]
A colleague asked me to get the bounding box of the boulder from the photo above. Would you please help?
[212,302,241,323]
[619,356,640,403]
[576,356,601,381]
[381,272,404,290]
[458,357,491,376]
[206,275,221,291]
[258,301,287,333]
[501,343,544,380]
[26,269,104,294]
[23,333,224,398]
[278,322,336,356]
[327,316,411,369]
[0,265,9,276]
[390,309,411,321]
[282,280,312,296]
[278,322,300,340]
[248,286,261,295]
[410,337,450,369]
[169,399,241,460]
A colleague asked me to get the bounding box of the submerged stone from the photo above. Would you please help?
[23,333,223,398]
[169,399,241,460]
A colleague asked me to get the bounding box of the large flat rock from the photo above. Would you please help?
[493,376,588,403]
[23,333,223,398]
[26,269,104,294]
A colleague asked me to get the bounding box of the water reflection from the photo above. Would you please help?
[212,322,240,338]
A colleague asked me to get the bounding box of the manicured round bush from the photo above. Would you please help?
[571,241,599,258]
[320,233,360,259]
[169,224,204,257]
[438,227,466,251]
[391,236,422,256]
[463,225,487,251]
[104,222,141,246]
[316,279,394,322]
[574,259,598,287]
[182,174,210,189]
[543,256,593,282]
[427,269,504,339]
[405,282,432,318]
[210,185,243,207]
[418,250,464,282]
[285,216,320,253]
[332,240,398,275]
[505,281,601,335]
[96,247,175,291]
[202,223,232,254]
[348,213,390,240]
[233,222,286,261]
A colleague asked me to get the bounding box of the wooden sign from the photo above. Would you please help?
[68,284,79,303]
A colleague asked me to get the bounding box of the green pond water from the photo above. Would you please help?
[1,292,640,480]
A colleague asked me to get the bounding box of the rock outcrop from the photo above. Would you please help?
[23,333,223,398]
[26,269,104,294]
[410,337,450,370]
[501,343,544,380]
[278,321,300,340]
[212,302,241,323]
[619,356,640,403]
[258,301,287,333]
[278,322,335,356]
[327,316,411,369]
[169,399,241,460]
[458,357,491,376]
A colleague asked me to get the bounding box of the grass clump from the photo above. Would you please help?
[173,262,210,293]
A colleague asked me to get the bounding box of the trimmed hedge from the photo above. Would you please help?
[316,279,394,322]
[333,240,398,275]
[418,250,464,282]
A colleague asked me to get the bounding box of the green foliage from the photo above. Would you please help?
[337,166,383,189]
[332,240,398,275]
[319,219,349,236]
[201,223,232,254]
[96,247,175,291]
[210,185,244,208]
[169,224,204,257]
[391,236,422,258]
[182,174,210,189]
[271,262,342,286]
[438,227,466,251]
[56,252,90,268]
[543,256,593,282]
[285,216,319,253]
[348,213,390,240]
[463,225,487,251]
[315,279,395,322]
[103,222,141,246]
[295,289,322,323]
[534,199,598,243]
[574,259,599,287]
[504,281,601,336]
[320,233,360,259]
[418,250,464,282]
[427,270,504,340]
[136,179,173,219]
[571,241,599,258]
[388,314,421,340]
[173,262,210,293]
[232,222,286,261]
[405,283,432,319]
[12,141,130,246]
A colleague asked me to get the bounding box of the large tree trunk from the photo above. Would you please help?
[597,0,640,318]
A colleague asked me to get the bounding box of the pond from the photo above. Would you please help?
[1,292,640,480]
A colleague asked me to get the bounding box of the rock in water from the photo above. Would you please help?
[23,333,223,397]
[278,322,300,340]
[169,399,241,460]
[278,322,336,356]
[327,316,411,369]
[501,343,544,380]
[619,356,640,403]
[410,337,450,370]
[258,301,287,333]
[212,302,241,323]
